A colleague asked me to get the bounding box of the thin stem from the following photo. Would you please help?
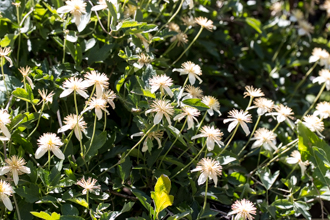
[97,124,156,177]
[245,97,253,111]
[1,58,8,93]
[103,111,107,132]
[62,130,73,154]
[289,61,318,102]
[74,91,84,155]
[238,115,261,156]
[272,122,280,132]
[27,102,45,138]
[195,111,207,136]
[171,142,206,179]
[62,38,67,63]
[172,26,204,66]
[285,163,298,180]
[156,0,183,34]
[86,114,97,155]
[83,85,96,111]
[158,118,187,169]
[219,124,239,156]
[17,34,21,64]
[23,78,28,112]
[198,178,208,220]
[107,10,111,32]
[162,40,177,56]
[257,148,261,166]
[13,194,21,220]
[3,142,6,159]
[86,191,89,208]
[303,82,326,117]
[48,150,51,170]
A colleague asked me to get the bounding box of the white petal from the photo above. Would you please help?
[191,167,202,172]
[59,89,73,98]
[163,86,174,97]
[195,75,203,84]
[142,139,148,152]
[165,114,172,125]
[267,141,278,151]
[35,147,48,159]
[5,57,13,67]
[1,194,12,211]
[173,113,185,122]
[210,173,218,187]
[91,5,107,11]
[52,148,65,160]
[95,109,103,120]
[26,77,35,89]
[191,134,205,140]
[57,5,72,13]
[155,137,162,149]
[223,118,235,124]
[130,132,144,139]
[197,173,207,185]
[57,125,71,133]
[286,157,299,164]
[74,127,82,140]
[251,140,263,149]
[96,85,103,98]
[76,89,89,99]
[207,109,214,116]
[154,112,163,124]
[0,167,11,175]
[188,74,196,85]
[240,122,250,136]
[206,138,215,151]
[309,55,319,63]
[20,166,31,174]
[227,121,238,133]
[0,124,10,138]
[150,85,159,93]
[277,115,286,123]
[299,163,306,176]
[257,108,267,115]
[12,169,19,185]
[187,117,194,130]
[74,14,82,26]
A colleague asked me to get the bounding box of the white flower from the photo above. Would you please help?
[321,0,330,17]
[81,97,109,120]
[131,130,163,152]
[168,22,181,32]
[124,4,137,18]
[286,150,309,176]
[191,158,222,186]
[228,199,257,220]
[266,104,294,123]
[0,47,13,67]
[195,17,214,31]
[181,16,196,27]
[58,114,87,141]
[314,101,330,119]
[251,128,277,151]
[77,177,100,194]
[243,86,264,98]
[297,20,314,37]
[145,100,174,125]
[173,61,202,85]
[223,109,252,136]
[0,110,10,139]
[302,115,324,138]
[170,33,188,47]
[38,89,55,105]
[57,0,87,26]
[202,96,221,116]
[270,2,282,16]
[60,77,90,99]
[309,48,330,64]
[0,180,14,211]
[0,156,30,185]
[182,85,203,100]
[290,9,304,22]
[247,98,274,116]
[91,0,118,11]
[313,69,330,90]
[134,53,152,69]
[84,71,109,98]
[36,133,64,160]
[102,89,116,109]
[191,125,224,151]
[173,107,200,130]
[19,66,34,89]
[149,75,174,97]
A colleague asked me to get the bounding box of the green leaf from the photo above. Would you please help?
[116,73,128,93]
[60,216,85,220]
[16,184,40,203]
[131,88,156,98]
[117,157,132,182]
[167,125,186,146]
[151,174,174,217]
[246,17,262,34]
[272,199,293,209]
[258,168,279,190]
[121,20,144,28]
[49,160,63,186]
[85,131,107,161]
[105,1,117,25]
[131,188,153,213]
[218,156,236,165]
[293,201,311,220]
[12,85,39,105]
[68,198,88,208]
[182,99,209,111]
[30,211,61,220]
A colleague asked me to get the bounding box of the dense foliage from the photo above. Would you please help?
[0,0,330,219]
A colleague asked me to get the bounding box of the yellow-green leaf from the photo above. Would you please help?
[151,174,174,217]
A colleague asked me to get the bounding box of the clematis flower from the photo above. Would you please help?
[228,199,257,220]
[57,0,87,26]
[321,0,330,17]
[302,115,324,138]
[77,177,100,194]
[309,48,330,64]
[223,109,252,136]
[191,125,224,151]
[38,89,55,105]
[58,114,87,141]
[170,32,188,47]
[173,61,202,85]
[247,98,274,116]
[131,130,163,152]
[313,69,330,90]
[134,53,152,69]
[149,75,174,97]
[102,89,116,109]
[19,66,34,89]
[145,100,174,125]
[266,104,294,123]
[243,86,264,98]
[0,156,30,185]
[91,0,118,11]
[290,9,304,22]
[81,97,109,120]
[168,22,181,32]
[195,17,214,31]
[202,96,221,116]
[124,4,137,18]
[314,101,330,119]
[36,133,64,160]
[0,180,14,211]
[173,107,200,130]
[251,128,277,151]
[0,109,11,139]
[191,158,222,186]
[84,71,109,98]
[286,150,309,176]
[182,85,203,100]
[0,47,13,67]
[181,16,196,27]
[60,77,89,99]
[297,20,314,37]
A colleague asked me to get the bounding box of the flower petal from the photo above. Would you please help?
[1,194,12,211]
[52,147,65,160]
[35,147,48,159]
[59,89,73,98]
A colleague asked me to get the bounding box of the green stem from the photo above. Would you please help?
[245,97,253,111]
[48,150,51,170]
[219,124,239,156]
[272,122,280,132]
[86,191,89,208]
[286,163,298,180]
[289,61,318,102]
[17,34,21,64]
[198,178,208,220]
[107,10,111,32]
[156,0,183,34]
[303,82,326,117]
[172,26,204,66]
[13,194,21,220]
[86,114,97,155]
[62,38,67,63]
[158,118,187,169]
[62,130,73,154]
[171,142,206,178]
[27,102,45,138]
[103,111,107,132]
[238,115,261,156]
[23,78,28,112]
[162,41,177,56]
[272,38,286,61]
[195,111,207,136]
[74,91,84,155]
[97,124,156,177]
[1,58,8,93]
[257,148,261,166]
[83,85,96,111]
